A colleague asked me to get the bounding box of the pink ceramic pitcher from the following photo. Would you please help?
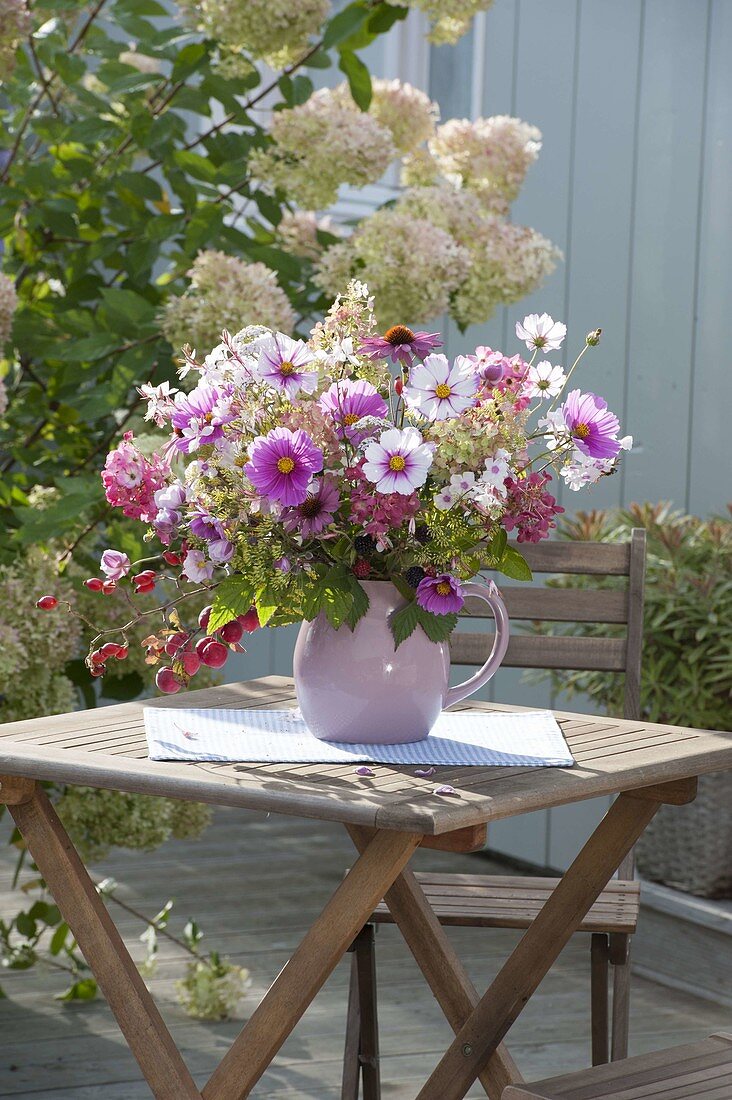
[293,579,509,744]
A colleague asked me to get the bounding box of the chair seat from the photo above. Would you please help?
[371,873,640,935]
[503,1032,732,1098]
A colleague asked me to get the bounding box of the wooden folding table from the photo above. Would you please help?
[1,674,730,1100]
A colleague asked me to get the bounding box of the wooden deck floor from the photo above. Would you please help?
[0,808,727,1099]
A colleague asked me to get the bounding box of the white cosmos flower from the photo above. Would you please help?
[403,353,478,421]
[526,361,566,399]
[362,426,434,495]
[538,409,568,451]
[515,313,567,352]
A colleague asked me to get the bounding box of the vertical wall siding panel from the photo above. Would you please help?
[687,0,732,516]
[621,0,709,506]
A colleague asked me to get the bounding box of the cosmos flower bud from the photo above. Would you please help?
[586,329,602,347]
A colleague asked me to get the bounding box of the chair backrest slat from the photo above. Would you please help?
[463,588,628,624]
[520,540,631,575]
[454,634,627,672]
[450,531,646,694]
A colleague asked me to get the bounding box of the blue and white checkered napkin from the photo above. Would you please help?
[143,707,574,767]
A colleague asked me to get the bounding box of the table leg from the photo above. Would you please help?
[414,790,667,1100]
[348,825,522,1100]
[9,786,203,1100]
[202,827,420,1100]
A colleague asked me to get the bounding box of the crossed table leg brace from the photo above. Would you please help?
[0,774,697,1100]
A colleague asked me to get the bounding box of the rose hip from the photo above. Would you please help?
[36,595,58,610]
[156,667,182,694]
[102,580,117,595]
[163,551,183,566]
[84,578,104,592]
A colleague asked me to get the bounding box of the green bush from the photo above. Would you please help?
[541,503,731,732]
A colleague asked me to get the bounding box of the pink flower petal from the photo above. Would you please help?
[434,784,459,796]
[356,766,375,777]
[414,767,436,777]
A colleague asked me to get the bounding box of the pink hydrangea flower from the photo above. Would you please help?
[100,549,131,581]
[348,462,420,540]
[244,427,324,507]
[468,346,508,386]
[502,472,564,543]
[415,573,465,614]
[101,432,169,522]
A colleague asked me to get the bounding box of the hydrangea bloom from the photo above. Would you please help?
[333,78,439,153]
[318,379,388,442]
[254,333,318,399]
[430,116,542,213]
[244,426,324,506]
[0,376,7,418]
[162,252,295,353]
[362,427,434,495]
[386,0,495,45]
[468,347,507,386]
[277,210,336,261]
[281,476,340,537]
[404,353,478,421]
[316,208,470,326]
[0,271,17,350]
[101,432,169,522]
[416,573,465,614]
[349,473,421,543]
[561,389,621,460]
[502,472,564,543]
[178,0,328,66]
[249,89,395,209]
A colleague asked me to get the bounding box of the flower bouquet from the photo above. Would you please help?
[38,281,630,742]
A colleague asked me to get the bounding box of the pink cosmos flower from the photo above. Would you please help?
[281,476,340,537]
[254,333,317,399]
[468,346,508,386]
[403,354,478,421]
[182,549,215,582]
[515,313,567,352]
[100,549,131,581]
[561,389,621,460]
[244,426,324,507]
[170,381,235,453]
[359,325,441,367]
[318,379,388,442]
[362,427,434,495]
[102,432,169,523]
[416,573,465,615]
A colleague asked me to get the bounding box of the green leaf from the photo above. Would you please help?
[338,49,372,110]
[254,584,278,627]
[415,608,459,644]
[172,41,208,81]
[390,601,420,648]
[56,978,98,1002]
[367,3,409,33]
[497,545,533,582]
[50,922,70,956]
[208,575,256,633]
[15,912,36,938]
[322,3,370,49]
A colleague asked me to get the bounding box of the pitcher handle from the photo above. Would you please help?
[444,580,510,709]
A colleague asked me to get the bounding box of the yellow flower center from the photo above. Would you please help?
[343,412,360,425]
[434,383,451,399]
[277,456,295,474]
[389,455,406,471]
[436,581,452,596]
[574,422,591,439]
[385,324,415,346]
[279,360,296,376]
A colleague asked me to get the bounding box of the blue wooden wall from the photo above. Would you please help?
[228,1,732,867]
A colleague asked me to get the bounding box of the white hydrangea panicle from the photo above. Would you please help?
[0,271,18,350]
[178,0,328,67]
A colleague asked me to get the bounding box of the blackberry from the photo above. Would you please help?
[405,566,426,589]
[414,524,431,545]
[353,558,371,579]
[354,533,376,556]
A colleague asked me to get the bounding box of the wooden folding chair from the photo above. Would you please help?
[342,531,647,1100]
[503,1031,732,1098]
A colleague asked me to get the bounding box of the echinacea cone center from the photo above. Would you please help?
[277,456,296,474]
[385,324,415,346]
[388,455,406,471]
